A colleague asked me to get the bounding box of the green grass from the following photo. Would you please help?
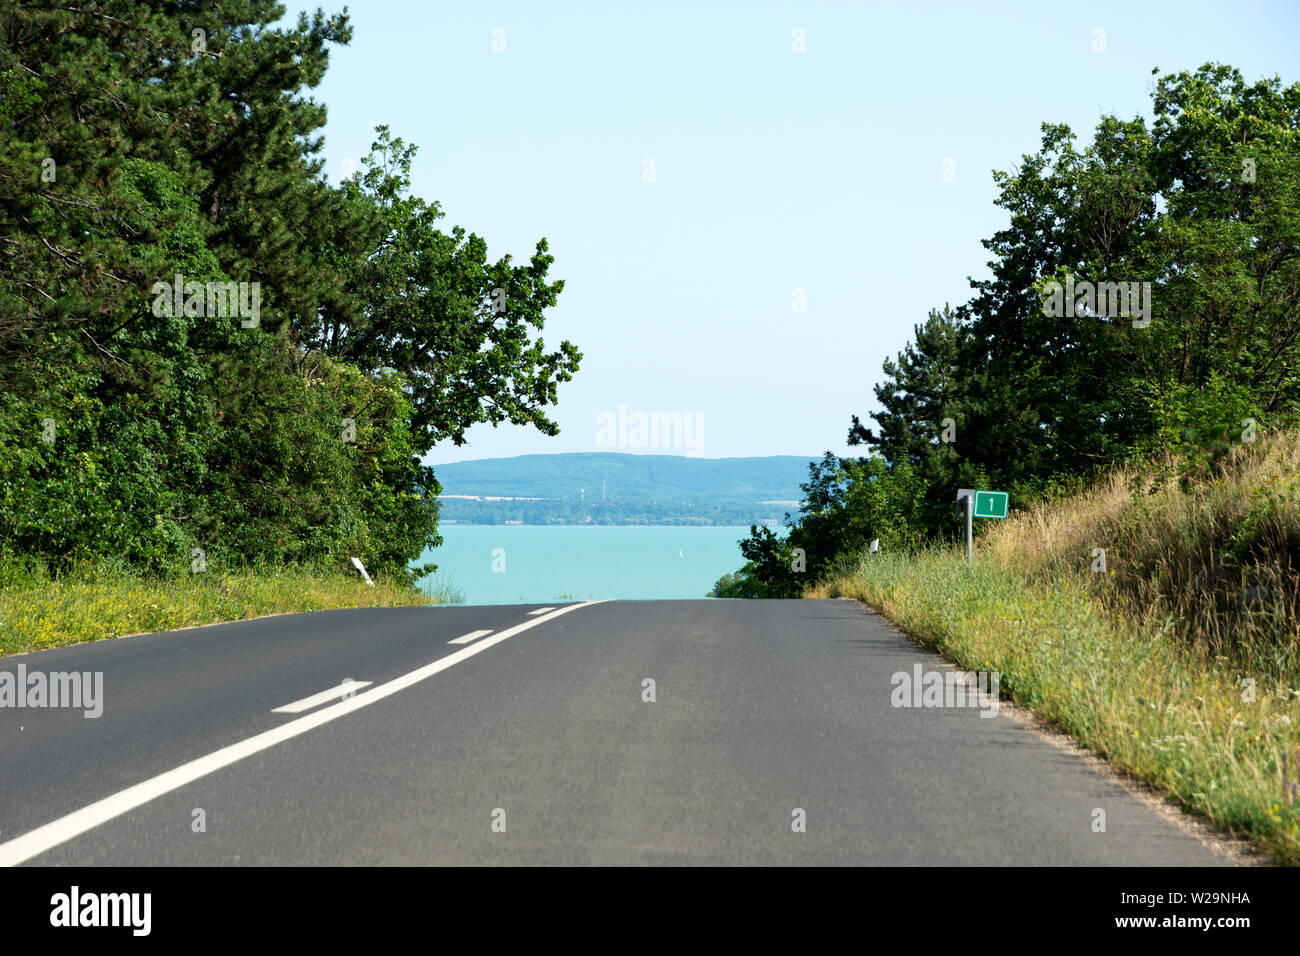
[810,545,1300,865]
[0,561,454,657]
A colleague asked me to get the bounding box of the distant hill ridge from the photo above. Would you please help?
[432,453,815,504]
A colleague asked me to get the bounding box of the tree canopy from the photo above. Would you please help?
[0,1,580,581]
[719,63,1300,597]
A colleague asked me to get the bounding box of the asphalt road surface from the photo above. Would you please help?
[0,599,1228,865]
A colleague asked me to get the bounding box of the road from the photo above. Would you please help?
[0,599,1227,865]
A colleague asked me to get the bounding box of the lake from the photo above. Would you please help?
[414,525,757,604]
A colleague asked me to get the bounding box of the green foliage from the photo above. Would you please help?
[800,454,928,559]
[848,62,1300,539]
[718,453,930,597]
[309,128,581,453]
[849,305,978,536]
[707,572,740,598]
[0,4,578,586]
[724,63,1300,602]
[708,563,775,599]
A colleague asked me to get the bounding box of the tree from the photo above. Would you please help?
[305,127,582,453]
[850,63,1300,526]
[848,305,980,536]
[721,453,929,596]
[0,4,578,580]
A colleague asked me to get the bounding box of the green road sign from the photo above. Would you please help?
[973,490,1008,519]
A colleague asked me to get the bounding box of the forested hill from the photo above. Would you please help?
[432,454,815,525]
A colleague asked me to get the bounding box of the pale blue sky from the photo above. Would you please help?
[279,0,1300,465]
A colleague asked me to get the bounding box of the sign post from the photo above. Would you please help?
[956,489,973,566]
[956,489,1009,566]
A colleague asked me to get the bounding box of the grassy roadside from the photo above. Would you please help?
[0,562,454,658]
[808,440,1300,864]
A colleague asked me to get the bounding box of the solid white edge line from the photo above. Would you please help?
[0,600,604,867]
[447,629,493,645]
[526,607,556,616]
[271,680,374,714]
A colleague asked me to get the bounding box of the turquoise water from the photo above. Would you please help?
[415,525,756,604]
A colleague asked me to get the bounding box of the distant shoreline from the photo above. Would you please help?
[438,523,771,529]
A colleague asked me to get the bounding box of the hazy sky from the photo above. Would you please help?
[280,0,1300,465]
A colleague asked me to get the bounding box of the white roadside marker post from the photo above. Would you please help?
[350,556,375,587]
